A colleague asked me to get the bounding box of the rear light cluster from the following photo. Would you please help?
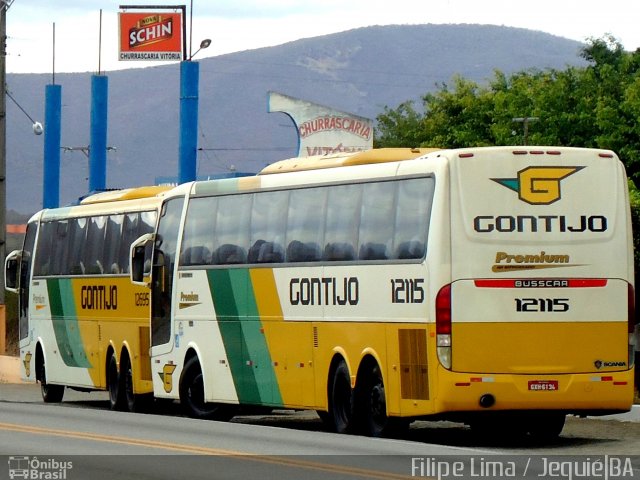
[436,284,452,369]
[629,283,637,367]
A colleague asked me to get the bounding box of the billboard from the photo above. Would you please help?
[119,11,183,61]
[268,91,373,157]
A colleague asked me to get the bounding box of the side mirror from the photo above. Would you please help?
[130,233,154,286]
[4,250,22,293]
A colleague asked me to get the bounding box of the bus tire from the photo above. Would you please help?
[119,354,148,413]
[107,353,126,411]
[355,362,392,437]
[179,356,234,421]
[328,360,353,434]
[39,357,64,403]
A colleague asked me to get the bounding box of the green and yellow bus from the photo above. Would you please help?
[129,147,637,438]
[5,186,169,411]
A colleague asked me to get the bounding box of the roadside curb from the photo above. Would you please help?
[593,405,640,423]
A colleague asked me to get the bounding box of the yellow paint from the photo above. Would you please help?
[435,366,635,413]
[69,277,152,393]
[451,321,629,374]
[237,176,262,191]
[250,268,316,407]
[162,364,177,393]
[260,148,438,175]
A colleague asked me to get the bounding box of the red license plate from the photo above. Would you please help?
[528,380,559,391]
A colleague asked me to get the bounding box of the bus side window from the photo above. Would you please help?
[212,194,251,265]
[34,222,54,276]
[358,181,396,261]
[392,178,435,260]
[104,215,124,274]
[249,190,287,264]
[324,184,362,262]
[180,197,216,266]
[68,218,88,275]
[285,187,326,263]
[52,221,69,275]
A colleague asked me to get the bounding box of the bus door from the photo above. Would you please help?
[150,198,185,357]
[18,222,37,350]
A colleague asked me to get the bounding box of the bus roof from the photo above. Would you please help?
[80,186,172,205]
[259,148,440,175]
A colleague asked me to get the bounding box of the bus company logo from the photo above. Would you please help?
[594,360,627,369]
[491,166,584,205]
[159,364,177,393]
[8,456,73,479]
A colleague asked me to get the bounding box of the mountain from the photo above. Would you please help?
[6,24,586,215]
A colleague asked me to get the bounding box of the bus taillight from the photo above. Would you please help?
[436,284,452,369]
[629,283,637,367]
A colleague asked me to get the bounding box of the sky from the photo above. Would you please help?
[5,0,640,74]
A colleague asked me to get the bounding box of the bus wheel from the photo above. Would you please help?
[328,360,353,433]
[107,353,126,411]
[527,413,565,441]
[120,355,141,412]
[356,363,391,437]
[39,358,64,403]
[179,356,234,421]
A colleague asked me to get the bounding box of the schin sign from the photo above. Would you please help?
[119,11,183,61]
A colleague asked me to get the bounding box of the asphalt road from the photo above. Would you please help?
[0,383,639,479]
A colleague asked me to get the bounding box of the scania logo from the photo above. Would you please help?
[492,166,584,205]
[594,360,627,369]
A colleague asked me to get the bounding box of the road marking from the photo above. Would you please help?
[0,421,418,480]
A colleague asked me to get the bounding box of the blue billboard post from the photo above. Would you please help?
[43,84,62,209]
[178,60,199,184]
[89,74,108,192]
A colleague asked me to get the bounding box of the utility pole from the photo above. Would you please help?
[0,1,8,305]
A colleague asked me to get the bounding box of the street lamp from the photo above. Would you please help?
[189,38,211,60]
[512,117,539,146]
[6,89,43,135]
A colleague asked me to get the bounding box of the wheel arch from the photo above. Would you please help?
[34,340,45,382]
[180,345,204,391]
[105,344,117,384]
[355,350,385,390]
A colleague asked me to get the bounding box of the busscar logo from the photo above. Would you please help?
[492,166,584,205]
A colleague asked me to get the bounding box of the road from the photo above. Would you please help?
[0,384,639,479]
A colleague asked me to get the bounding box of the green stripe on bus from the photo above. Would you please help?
[46,279,92,368]
[207,269,283,406]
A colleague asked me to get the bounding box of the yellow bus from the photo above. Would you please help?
[130,147,637,438]
[5,186,169,411]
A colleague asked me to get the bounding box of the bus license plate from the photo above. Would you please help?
[528,380,558,391]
